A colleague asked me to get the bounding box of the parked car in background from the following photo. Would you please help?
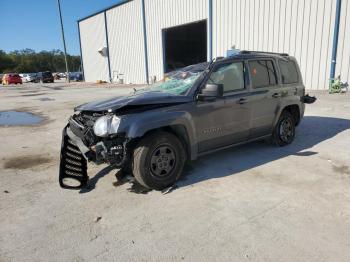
[58,72,66,78]
[53,73,61,80]
[19,73,27,82]
[69,72,83,81]
[2,74,22,85]
[20,73,37,83]
[36,71,54,83]
[28,73,37,82]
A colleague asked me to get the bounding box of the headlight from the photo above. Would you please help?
[110,115,121,134]
[93,115,121,137]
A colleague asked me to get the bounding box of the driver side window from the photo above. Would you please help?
[208,62,245,93]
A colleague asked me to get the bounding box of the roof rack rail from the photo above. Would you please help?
[240,50,289,57]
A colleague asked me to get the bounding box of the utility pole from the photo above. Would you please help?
[57,0,70,82]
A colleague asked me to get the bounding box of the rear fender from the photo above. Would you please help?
[273,102,303,128]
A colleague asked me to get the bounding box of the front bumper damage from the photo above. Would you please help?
[59,118,130,189]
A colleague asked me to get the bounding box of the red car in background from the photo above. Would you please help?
[2,74,23,85]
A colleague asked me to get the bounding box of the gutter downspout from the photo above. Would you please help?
[208,0,213,61]
[141,0,150,84]
[330,0,342,87]
[104,11,112,83]
[77,22,85,81]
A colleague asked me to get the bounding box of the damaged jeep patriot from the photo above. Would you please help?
[59,51,315,190]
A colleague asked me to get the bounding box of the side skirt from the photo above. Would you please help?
[197,135,271,158]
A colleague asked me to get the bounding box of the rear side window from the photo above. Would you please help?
[279,60,299,84]
[249,60,277,88]
[208,62,245,93]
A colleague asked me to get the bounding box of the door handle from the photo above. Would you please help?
[237,98,248,104]
[272,93,281,98]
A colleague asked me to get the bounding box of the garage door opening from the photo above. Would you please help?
[163,20,207,73]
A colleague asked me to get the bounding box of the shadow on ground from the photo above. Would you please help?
[79,165,115,193]
[80,116,350,192]
[178,116,350,187]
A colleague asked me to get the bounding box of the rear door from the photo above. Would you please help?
[193,60,251,153]
[278,58,305,99]
[248,59,281,139]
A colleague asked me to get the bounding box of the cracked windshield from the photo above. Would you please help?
[138,71,203,95]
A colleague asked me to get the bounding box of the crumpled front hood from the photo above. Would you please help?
[75,91,192,112]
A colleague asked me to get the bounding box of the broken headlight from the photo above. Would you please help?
[93,115,121,137]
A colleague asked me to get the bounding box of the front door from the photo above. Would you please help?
[193,61,251,153]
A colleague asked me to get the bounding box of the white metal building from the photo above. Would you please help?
[78,0,350,90]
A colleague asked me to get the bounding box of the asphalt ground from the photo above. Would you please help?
[0,82,349,262]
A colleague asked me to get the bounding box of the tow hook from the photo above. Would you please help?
[301,94,317,104]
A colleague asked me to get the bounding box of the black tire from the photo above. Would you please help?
[272,110,296,146]
[132,131,186,190]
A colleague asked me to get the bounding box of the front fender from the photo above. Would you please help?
[118,108,198,160]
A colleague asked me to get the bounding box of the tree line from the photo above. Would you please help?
[0,49,81,73]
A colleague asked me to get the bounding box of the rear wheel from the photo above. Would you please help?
[132,131,186,190]
[272,111,296,146]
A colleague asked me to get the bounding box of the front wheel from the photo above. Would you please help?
[272,111,296,146]
[132,131,186,190]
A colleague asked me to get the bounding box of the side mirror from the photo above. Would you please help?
[197,84,223,101]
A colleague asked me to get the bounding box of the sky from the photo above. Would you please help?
[0,0,124,55]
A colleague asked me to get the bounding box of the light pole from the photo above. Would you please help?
[57,0,70,82]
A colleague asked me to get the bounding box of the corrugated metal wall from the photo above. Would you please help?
[79,0,350,90]
[212,0,344,90]
[79,13,109,82]
[144,0,208,82]
[106,0,146,84]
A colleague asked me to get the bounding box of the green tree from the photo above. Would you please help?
[0,49,81,73]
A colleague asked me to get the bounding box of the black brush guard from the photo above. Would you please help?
[59,127,88,189]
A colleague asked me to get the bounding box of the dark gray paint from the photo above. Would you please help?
[73,54,306,161]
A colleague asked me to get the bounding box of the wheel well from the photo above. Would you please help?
[139,125,191,160]
[283,105,300,125]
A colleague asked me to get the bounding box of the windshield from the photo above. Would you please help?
[138,71,203,95]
